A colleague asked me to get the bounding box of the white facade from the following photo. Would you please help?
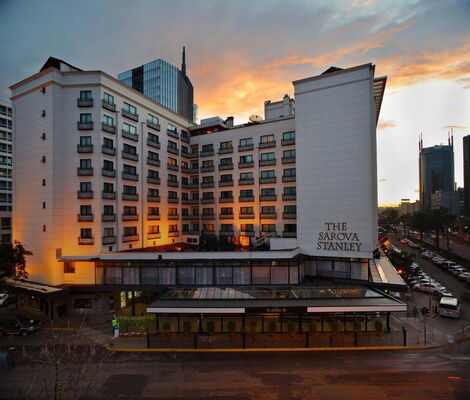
[11,61,385,287]
[0,101,12,244]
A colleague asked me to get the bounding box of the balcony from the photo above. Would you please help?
[77,121,93,130]
[77,214,93,222]
[181,151,198,159]
[239,196,255,202]
[102,168,116,177]
[77,98,93,107]
[219,180,234,187]
[182,215,198,220]
[182,183,199,189]
[167,180,179,187]
[238,179,254,185]
[102,191,116,200]
[282,157,296,164]
[260,195,277,201]
[147,214,160,220]
[219,214,234,220]
[260,177,276,184]
[219,163,234,171]
[147,158,160,167]
[259,141,276,149]
[147,139,160,149]
[260,213,277,219]
[282,231,297,238]
[147,195,161,202]
[147,177,160,184]
[238,144,254,152]
[219,197,234,203]
[282,176,296,182]
[122,193,138,201]
[78,237,94,245]
[122,109,139,122]
[182,230,199,235]
[167,164,179,172]
[201,214,215,220]
[182,198,198,204]
[200,166,214,173]
[147,232,161,240]
[122,172,138,181]
[167,129,179,139]
[200,149,214,157]
[102,146,116,156]
[282,194,296,201]
[102,236,116,245]
[167,146,179,155]
[168,231,179,237]
[282,213,296,219]
[181,167,198,174]
[238,161,254,169]
[122,130,138,141]
[77,144,93,153]
[147,121,161,131]
[168,215,179,220]
[219,147,233,154]
[201,182,215,188]
[259,159,276,166]
[122,234,139,242]
[101,122,116,134]
[122,152,138,161]
[77,167,93,176]
[239,214,255,219]
[122,214,139,221]
[167,197,179,204]
[201,230,215,236]
[102,214,116,222]
[102,99,116,112]
[180,134,190,143]
[201,198,215,204]
[281,139,295,146]
[240,231,255,237]
[219,229,234,236]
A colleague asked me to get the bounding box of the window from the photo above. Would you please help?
[168,140,177,150]
[169,224,178,232]
[240,207,254,215]
[148,188,159,197]
[103,137,114,149]
[202,144,213,152]
[260,170,275,178]
[103,115,114,127]
[261,188,275,196]
[283,168,296,177]
[284,224,297,232]
[148,151,159,161]
[167,157,178,166]
[260,134,275,143]
[124,226,137,236]
[80,159,92,169]
[148,225,160,234]
[261,152,275,161]
[103,160,114,171]
[221,207,233,215]
[239,138,253,146]
[73,298,92,309]
[80,113,92,123]
[202,160,214,168]
[202,208,214,215]
[168,191,178,200]
[240,172,253,180]
[168,208,178,217]
[104,227,114,237]
[123,206,137,216]
[220,191,233,199]
[148,132,159,144]
[220,174,232,182]
[240,155,253,163]
[284,187,296,195]
[283,149,296,159]
[167,123,177,133]
[123,185,137,195]
[149,207,159,216]
[284,205,296,214]
[123,102,137,115]
[103,92,114,105]
[80,205,92,215]
[261,224,276,232]
[123,165,137,176]
[202,192,214,199]
[283,131,295,141]
[80,228,93,238]
[79,136,92,146]
[148,169,159,179]
[240,189,253,197]
[203,224,215,231]
[103,205,114,215]
[220,141,232,149]
[240,224,254,231]
[181,130,189,140]
[147,114,159,125]
[123,122,137,135]
[262,206,276,214]
[181,177,189,185]
[168,174,178,183]
[103,182,114,193]
[123,144,137,155]
[0,156,12,166]
[220,157,232,166]
[64,261,75,274]
[221,224,233,231]
[80,90,92,100]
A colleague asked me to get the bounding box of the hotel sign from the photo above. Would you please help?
[316,222,362,252]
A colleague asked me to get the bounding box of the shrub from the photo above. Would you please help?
[162,321,171,332]
[227,320,237,333]
[268,320,277,334]
[374,319,384,332]
[182,321,192,334]
[119,317,130,333]
[206,320,215,334]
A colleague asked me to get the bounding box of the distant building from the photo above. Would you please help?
[0,101,12,244]
[463,135,470,216]
[118,47,196,122]
[430,190,461,215]
[419,137,454,213]
[398,199,420,216]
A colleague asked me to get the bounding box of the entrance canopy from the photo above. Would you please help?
[147,286,406,314]
[3,277,66,299]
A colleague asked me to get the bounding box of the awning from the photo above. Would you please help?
[3,277,66,298]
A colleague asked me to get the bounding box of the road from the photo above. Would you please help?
[1,343,469,399]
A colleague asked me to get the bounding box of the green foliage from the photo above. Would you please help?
[182,321,192,333]
[374,319,384,332]
[0,240,32,279]
[227,320,237,333]
[206,320,215,333]
[268,320,277,333]
[118,316,156,333]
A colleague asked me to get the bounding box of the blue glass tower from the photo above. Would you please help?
[117,48,194,121]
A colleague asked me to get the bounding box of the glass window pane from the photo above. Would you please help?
[105,267,121,284]
[271,266,289,284]
[289,266,299,284]
[159,267,176,285]
[178,267,195,284]
[196,267,213,285]
[122,267,140,284]
[215,267,232,285]
[233,267,251,285]
[141,268,158,285]
[252,266,270,284]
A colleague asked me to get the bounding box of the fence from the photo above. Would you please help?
[148,330,406,349]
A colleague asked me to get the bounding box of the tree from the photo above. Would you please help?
[409,211,429,242]
[0,240,32,279]
[429,208,454,251]
[399,214,411,237]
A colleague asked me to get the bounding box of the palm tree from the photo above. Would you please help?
[410,211,429,242]
[429,208,453,251]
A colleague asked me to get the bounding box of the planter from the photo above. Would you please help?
[120,333,129,338]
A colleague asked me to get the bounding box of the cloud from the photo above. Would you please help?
[378,119,397,131]
[379,178,387,182]
[441,125,470,130]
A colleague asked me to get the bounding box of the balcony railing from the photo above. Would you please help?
[122,152,138,161]
[219,197,234,203]
[147,177,160,184]
[101,122,116,134]
[77,190,93,199]
[168,231,179,237]
[167,146,179,155]
[78,237,94,245]
[200,166,214,173]
[238,144,254,152]
[147,158,160,167]
[181,167,198,174]
[167,197,179,203]
[238,179,254,185]
[147,195,161,202]
[182,183,199,189]
[77,121,93,130]
[122,109,139,122]
[77,98,93,107]
[102,146,116,156]
[122,172,138,181]
[167,129,179,139]
[281,139,295,146]
[219,214,234,219]
[282,213,296,219]
[201,214,215,220]
[238,161,254,169]
[77,167,93,176]
[219,147,233,154]
[282,176,296,182]
[167,180,179,187]
[167,164,179,171]
[122,130,138,141]
[259,159,276,166]
[282,157,296,164]
[282,194,296,201]
[147,232,161,239]
[77,214,93,222]
[122,234,139,242]
[182,198,198,204]
[102,236,116,245]
[102,214,116,222]
[182,215,199,220]
[122,193,138,201]
[168,215,179,220]
[200,149,214,157]
[201,182,215,188]
[282,231,297,238]
[122,214,139,221]
[102,99,116,112]
[147,214,160,220]
[260,177,276,184]
[219,163,234,171]
[102,191,115,199]
[201,198,215,204]
[147,139,160,149]
[147,121,161,131]
[102,168,116,177]
[260,213,277,219]
[219,180,234,187]
[259,141,276,149]
[239,196,255,202]
[239,214,255,219]
[260,195,277,201]
[77,144,93,153]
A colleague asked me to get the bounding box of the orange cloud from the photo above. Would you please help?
[378,120,396,131]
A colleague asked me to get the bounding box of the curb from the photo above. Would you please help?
[43,327,74,331]
[105,345,436,353]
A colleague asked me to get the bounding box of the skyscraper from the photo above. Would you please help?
[117,47,195,122]
[419,136,455,213]
[463,135,470,216]
[0,101,12,244]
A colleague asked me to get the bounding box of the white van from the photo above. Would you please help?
[438,297,460,318]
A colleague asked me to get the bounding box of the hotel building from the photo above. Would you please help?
[9,58,405,332]
[0,101,12,244]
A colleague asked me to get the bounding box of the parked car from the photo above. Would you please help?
[438,296,461,318]
[448,264,463,274]
[451,267,467,277]
[400,239,408,244]
[441,261,457,270]
[0,293,9,307]
[412,282,445,296]
[457,271,470,281]
[0,316,42,336]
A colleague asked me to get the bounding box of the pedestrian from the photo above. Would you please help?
[0,347,8,371]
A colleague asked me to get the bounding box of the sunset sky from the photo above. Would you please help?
[1,0,469,205]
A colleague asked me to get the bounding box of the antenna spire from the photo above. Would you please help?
[182,46,186,76]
